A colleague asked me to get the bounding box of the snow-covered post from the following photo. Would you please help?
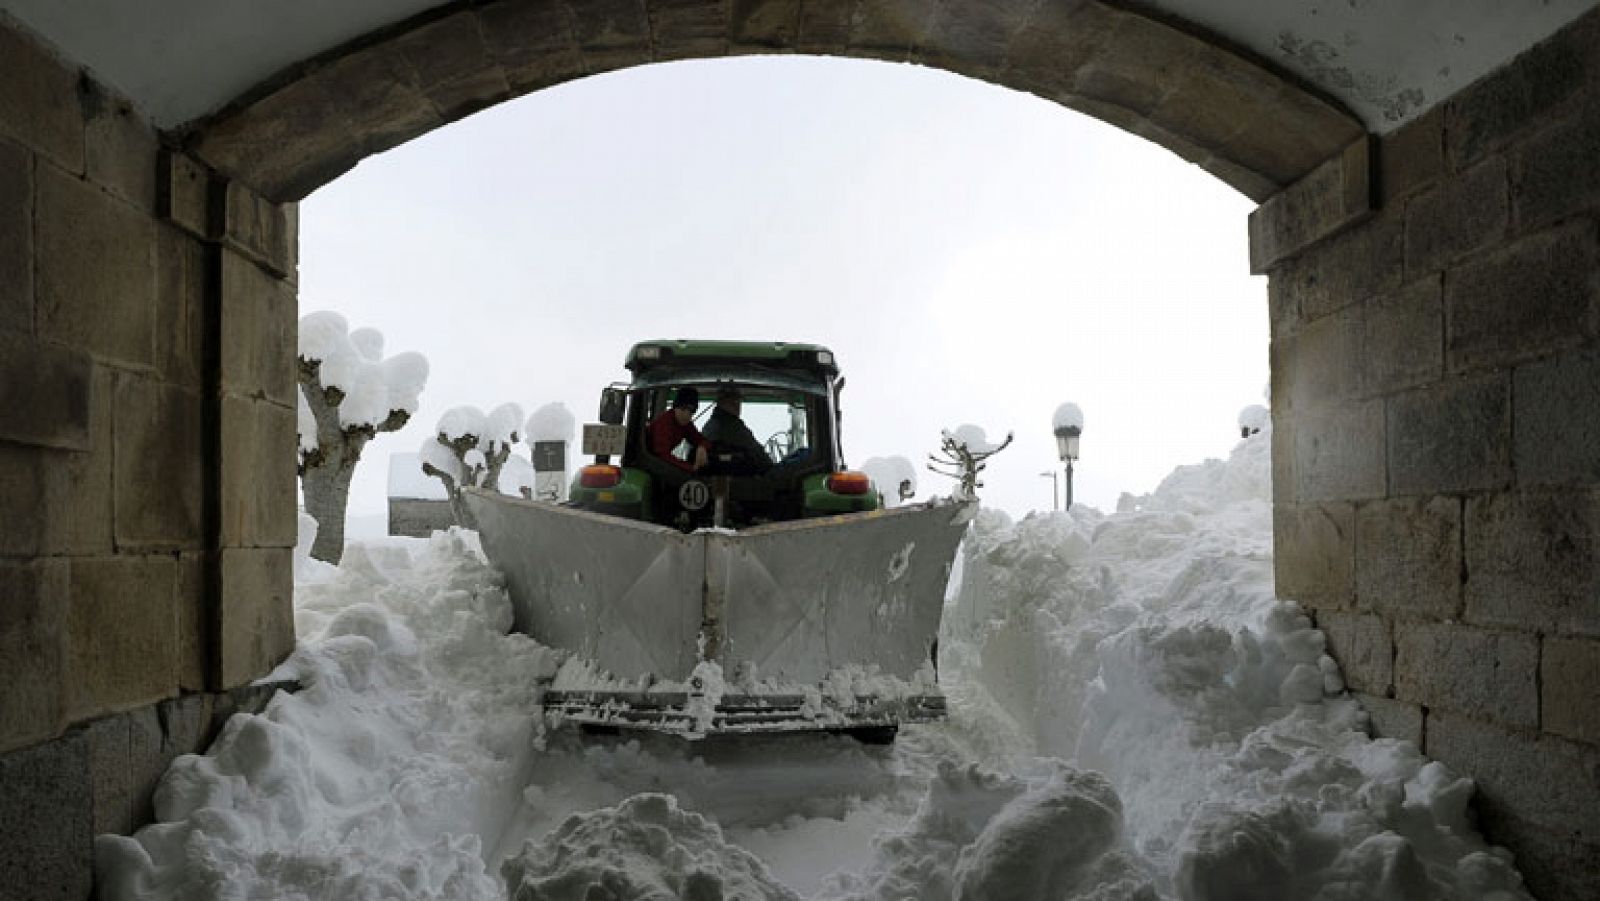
[1052,403,1084,511]
[297,312,428,564]
[526,402,576,502]
[928,425,1013,502]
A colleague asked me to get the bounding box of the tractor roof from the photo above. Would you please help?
[625,340,839,376]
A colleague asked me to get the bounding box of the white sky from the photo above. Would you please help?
[300,55,1267,522]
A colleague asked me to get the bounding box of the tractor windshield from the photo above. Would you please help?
[698,389,809,464]
[599,358,861,528]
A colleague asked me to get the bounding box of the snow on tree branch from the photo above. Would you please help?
[424,402,529,525]
[928,424,1014,502]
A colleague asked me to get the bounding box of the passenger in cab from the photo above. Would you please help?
[647,386,710,473]
[703,384,773,475]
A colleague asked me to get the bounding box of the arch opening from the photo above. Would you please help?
[184,0,1364,205]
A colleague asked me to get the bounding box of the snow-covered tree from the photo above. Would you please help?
[929,424,1014,502]
[421,403,524,525]
[297,312,428,564]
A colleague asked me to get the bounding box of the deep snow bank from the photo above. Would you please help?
[93,427,1533,901]
[941,429,1530,900]
[96,529,561,901]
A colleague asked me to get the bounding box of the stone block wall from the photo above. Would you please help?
[0,16,300,896]
[1257,10,1600,898]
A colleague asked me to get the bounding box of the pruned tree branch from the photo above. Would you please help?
[928,430,1013,502]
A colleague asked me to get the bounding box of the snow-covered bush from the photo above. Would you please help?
[297,311,428,563]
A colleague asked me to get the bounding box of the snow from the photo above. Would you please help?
[349,326,384,361]
[297,312,430,430]
[438,405,487,442]
[389,452,449,500]
[419,437,463,484]
[1053,401,1085,432]
[296,311,349,363]
[527,402,576,444]
[96,530,561,900]
[337,361,392,429]
[1238,403,1269,434]
[945,423,1000,453]
[502,793,799,900]
[860,455,917,506]
[297,391,317,454]
[315,343,364,394]
[501,454,536,497]
[383,352,430,415]
[96,427,1532,901]
[486,403,524,453]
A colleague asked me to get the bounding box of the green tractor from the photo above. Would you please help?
[568,340,880,528]
[464,341,971,739]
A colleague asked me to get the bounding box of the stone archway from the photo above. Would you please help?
[183,0,1362,204]
[4,2,1599,896]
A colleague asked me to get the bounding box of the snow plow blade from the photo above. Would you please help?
[462,489,971,737]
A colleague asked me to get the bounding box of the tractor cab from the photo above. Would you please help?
[569,340,880,530]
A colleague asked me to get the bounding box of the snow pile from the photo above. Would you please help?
[527,402,576,443]
[859,455,917,506]
[818,760,1153,901]
[944,428,1531,900]
[96,417,1533,901]
[95,528,563,901]
[502,793,799,901]
[297,311,429,429]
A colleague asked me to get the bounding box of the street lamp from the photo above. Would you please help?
[1039,470,1059,511]
[1052,402,1083,511]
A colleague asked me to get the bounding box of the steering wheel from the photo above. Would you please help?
[765,430,792,460]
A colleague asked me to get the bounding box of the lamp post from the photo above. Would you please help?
[1052,402,1083,511]
[1039,470,1059,511]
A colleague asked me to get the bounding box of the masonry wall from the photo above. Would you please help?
[1260,10,1600,899]
[0,16,299,896]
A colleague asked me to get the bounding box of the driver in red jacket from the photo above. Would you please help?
[647,386,710,473]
